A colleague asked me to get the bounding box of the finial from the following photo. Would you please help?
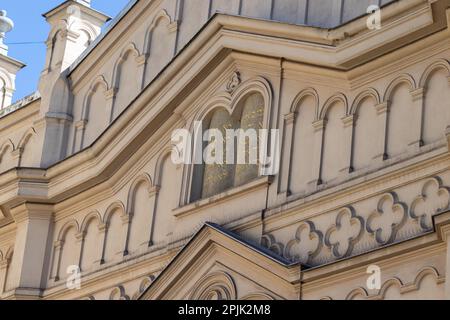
[0,10,14,55]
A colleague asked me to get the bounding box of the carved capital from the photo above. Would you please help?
[411,87,425,102]
[136,54,148,66]
[341,115,354,128]
[10,203,54,224]
[105,88,117,100]
[54,240,64,250]
[312,119,327,132]
[75,119,88,130]
[284,112,296,125]
[375,102,389,115]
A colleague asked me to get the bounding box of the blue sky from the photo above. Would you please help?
[2,0,130,102]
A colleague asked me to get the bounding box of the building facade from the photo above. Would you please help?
[1,0,450,300]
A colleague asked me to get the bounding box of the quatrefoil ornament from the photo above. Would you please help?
[261,234,284,256]
[284,221,323,264]
[410,177,450,231]
[325,207,364,259]
[367,192,407,245]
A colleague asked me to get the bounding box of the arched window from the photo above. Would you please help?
[192,92,265,201]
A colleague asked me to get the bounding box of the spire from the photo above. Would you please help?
[0,10,25,111]
[0,10,14,56]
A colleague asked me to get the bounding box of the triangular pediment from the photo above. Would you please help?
[139,223,301,300]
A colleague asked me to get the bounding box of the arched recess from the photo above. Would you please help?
[190,272,237,300]
[111,43,141,118]
[288,88,319,194]
[126,174,155,253]
[46,28,66,71]
[320,94,348,183]
[56,220,81,280]
[102,202,127,263]
[384,74,417,158]
[346,287,368,300]
[240,293,276,300]
[80,211,103,271]
[143,10,176,85]
[81,76,109,148]
[152,150,181,244]
[378,278,404,300]
[188,77,272,202]
[419,60,450,145]
[0,140,15,173]
[351,88,381,171]
[18,128,38,167]
[109,285,130,300]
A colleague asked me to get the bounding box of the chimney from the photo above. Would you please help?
[0,10,25,110]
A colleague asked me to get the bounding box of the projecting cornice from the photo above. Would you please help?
[69,0,448,88]
[1,0,450,213]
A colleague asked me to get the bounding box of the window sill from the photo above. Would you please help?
[173,176,273,219]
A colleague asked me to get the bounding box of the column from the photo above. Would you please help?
[148,186,161,246]
[373,102,389,162]
[136,54,148,90]
[340,115,354,175]
[279,112,295,195]
[409,87,425,151]
[308,119,326,189]
[121,214,131,257]
[96,223,107,266]
[0,259,8,295]
[8,203,53,297]
[105,88,117,123]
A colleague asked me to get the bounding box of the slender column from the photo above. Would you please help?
[373,102,389,162]
[51,240,63,281]
[105,88,117,122]
[409,87,425,150]
[148,186,161,246]
[136,54,148,90]
[0,259,8,295]
[75,232,85,270]
[279,112,296,195]
[308,119,326,189]
[141,189,158,249]
[340,115,354,175]
[96,223,107,266]
[121,215,131,257]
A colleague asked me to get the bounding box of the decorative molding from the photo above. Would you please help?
[366,192,407,245]
[324,207,364,259]
[225,71,241,93]
[410,177,450,231]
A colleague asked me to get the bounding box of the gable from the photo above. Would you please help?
[140,223,301,300]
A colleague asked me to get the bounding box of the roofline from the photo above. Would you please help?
[0,54,26,69]
[67,0,139,75]
[42,0,112,21]
[138,222,301,299]
[66,0,401,77]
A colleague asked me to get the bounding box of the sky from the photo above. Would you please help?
[2,0,130,102]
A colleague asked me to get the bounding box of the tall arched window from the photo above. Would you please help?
[192,92,265,201]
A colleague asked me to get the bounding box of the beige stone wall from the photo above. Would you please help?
[1,0,450,300]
